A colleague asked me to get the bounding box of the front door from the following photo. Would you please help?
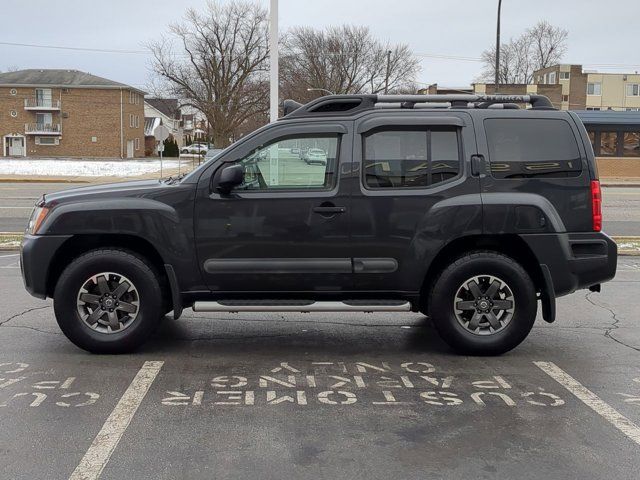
[126,140,134,158]
[349,112,482,294]
[7,137,25,156]
[194,123,353,294]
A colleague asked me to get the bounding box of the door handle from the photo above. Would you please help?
[313,206,346,214]
[470,154,485,177]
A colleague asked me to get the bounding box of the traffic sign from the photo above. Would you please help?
[153,125,170,142]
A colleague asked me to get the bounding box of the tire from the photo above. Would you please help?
[427,251,537,355]
[53,249,163,354]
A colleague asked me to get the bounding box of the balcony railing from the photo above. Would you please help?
[24,98,61,110]
[25,123,62,135]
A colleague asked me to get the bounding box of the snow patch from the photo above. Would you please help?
[0,158,182,177]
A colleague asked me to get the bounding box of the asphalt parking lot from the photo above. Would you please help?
[0,253,639,480]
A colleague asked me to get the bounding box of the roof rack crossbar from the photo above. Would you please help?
[375,94,553,109]
[280,93,555,119]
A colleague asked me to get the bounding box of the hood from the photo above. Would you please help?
[43,179,167,205]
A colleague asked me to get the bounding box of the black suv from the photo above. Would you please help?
[20,94,617,355]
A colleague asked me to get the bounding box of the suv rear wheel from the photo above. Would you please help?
[53,249,163,353]
[428,251,537,355]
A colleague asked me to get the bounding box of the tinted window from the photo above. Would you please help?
[363,129,460,189]
[485,118,582,178]
[236,135,338,191]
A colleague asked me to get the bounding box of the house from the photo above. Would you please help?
[144,98,183,153]
[0,69,145,158]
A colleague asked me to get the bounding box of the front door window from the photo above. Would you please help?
[235,135,339,191]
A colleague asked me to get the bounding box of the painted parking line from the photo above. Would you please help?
[0,254,19,258]
[535,361,640,447]
[68,361,164,480]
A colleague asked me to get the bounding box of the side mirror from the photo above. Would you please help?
[216,164,244,194]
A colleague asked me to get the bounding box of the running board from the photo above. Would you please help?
[192,300,411,313]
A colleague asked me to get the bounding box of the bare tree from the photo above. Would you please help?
[527,20,568,70]
[480,20,568,84]
[148,1,269,148]
[280,26,420,102]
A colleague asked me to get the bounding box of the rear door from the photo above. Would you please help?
[475,111,592,233]
[349,111,481,294]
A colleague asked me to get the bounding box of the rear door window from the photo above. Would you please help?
[484,118,582,178]
[363,128,460,189]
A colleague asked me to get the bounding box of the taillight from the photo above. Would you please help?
[591,180,602,232]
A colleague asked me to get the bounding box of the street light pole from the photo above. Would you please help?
[494,0,502,92]
[269,0,279,122]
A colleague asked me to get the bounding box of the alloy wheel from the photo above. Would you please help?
[453,275,515,335]
[76,272,140,333]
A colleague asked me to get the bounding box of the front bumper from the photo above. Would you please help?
[521,231,617,297]
[21,234,72,299]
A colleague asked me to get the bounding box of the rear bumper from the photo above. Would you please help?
[20,234,72,299]
[521,231,617,297]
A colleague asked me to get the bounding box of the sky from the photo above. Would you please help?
[1,0,638,93]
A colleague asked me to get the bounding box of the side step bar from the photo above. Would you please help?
[192,301,411,313]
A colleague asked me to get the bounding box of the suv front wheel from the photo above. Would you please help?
[53,249,163,353]
[428,251,537,355]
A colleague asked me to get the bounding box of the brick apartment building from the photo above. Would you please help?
[0,69,145,158]
[474,64,640,111]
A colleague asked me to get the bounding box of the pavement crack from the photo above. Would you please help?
[0,305,51,327]
[1,324,61,335]
[585,292,640,353]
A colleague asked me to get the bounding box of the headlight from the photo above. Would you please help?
[26,205,50,235]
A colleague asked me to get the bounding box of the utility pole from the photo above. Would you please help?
[494,0,502,92]
[384,50,392,94]
[269,0,279,122]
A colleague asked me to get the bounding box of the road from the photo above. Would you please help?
[0,253,639,479]
[1,182,639,235]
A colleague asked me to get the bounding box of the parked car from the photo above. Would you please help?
[21,94,617,355]
[302,148,328,165]
[181,143,208,155]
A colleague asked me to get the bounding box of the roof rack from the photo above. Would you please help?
[282,93,555,118]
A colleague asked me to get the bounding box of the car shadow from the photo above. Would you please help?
[139,313,454,357]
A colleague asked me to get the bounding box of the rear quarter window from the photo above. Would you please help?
[484,118,582,179]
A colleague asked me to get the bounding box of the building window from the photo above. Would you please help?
[587,82,602,95]
[622,132,640,157]
[548,72,557,84]
[135,138,140,150]
[586,107,601,111]
[560,72,570,80]
[562,95,569,102]
[599,132,618,156]
[10,88,17,95]
[129,114,134,128]
[35,137,59,146]
[626,84,640,96]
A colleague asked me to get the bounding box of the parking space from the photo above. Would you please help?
[0,257,639,479]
